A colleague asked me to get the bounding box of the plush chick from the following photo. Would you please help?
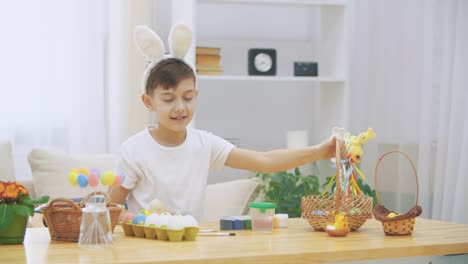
[345,128,376,163]
[148,198,167,213]
[387,212,398,219]
[325,213,350,237]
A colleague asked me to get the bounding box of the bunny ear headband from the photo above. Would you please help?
[134,24,193,94]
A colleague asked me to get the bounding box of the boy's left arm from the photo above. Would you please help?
[224,136,346,173]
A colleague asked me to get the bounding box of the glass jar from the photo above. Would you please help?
[78,202,112,249]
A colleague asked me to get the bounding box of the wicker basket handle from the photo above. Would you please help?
[374,150,419,207]
[80,191,112,206]
[47,198,81,212]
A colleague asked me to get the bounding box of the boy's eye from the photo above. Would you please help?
[184,97,193,101]
[163,99,173,102]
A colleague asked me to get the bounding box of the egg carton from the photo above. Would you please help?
[121,222,199,242]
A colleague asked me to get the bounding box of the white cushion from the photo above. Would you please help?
[203,178,260,221]
[0,141,15,181]
[27,148,117,199]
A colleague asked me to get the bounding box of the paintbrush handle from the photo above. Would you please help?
[198,232,235,236]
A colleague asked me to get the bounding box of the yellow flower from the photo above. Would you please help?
[2,182,20,200]
[0,182,5,195]
[15,182,28,195]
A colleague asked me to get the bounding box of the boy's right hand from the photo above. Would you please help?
[317,136,347,160]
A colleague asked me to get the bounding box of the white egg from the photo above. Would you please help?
[182,215,198,228]
[155,213,171,228]
[167,215,184,230]
[144,213,159,227]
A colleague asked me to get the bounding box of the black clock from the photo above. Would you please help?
[248,48,276,76]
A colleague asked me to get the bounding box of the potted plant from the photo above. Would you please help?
[0,181,49,244]
[255,168,321,218]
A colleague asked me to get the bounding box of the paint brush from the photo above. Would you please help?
[198,232,236,236]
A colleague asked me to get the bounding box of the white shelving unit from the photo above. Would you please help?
[198,75,345,83]
[156,0,349,181]
[199,0,347,7]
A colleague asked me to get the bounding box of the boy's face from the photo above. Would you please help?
[142,78,198,133]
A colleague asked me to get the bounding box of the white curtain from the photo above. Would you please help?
[0,0,151,180]
[350,0,468,223]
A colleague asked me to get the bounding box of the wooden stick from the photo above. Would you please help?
[198,232,236,236]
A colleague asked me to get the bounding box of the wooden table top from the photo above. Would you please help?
[2,218,468,264]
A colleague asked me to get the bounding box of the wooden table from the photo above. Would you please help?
[2,218,468,263]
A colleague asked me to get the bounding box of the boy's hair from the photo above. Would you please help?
[145,58,196,95]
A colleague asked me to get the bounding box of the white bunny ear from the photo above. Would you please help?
[134,25,165,61]
[169,24,192,59]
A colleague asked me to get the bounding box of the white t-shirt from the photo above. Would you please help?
[118,126,234,220]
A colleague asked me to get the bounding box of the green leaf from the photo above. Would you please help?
[294,167,300,176]
[0,204,14,229]
[12,204,33,216]
[23,196,49,206]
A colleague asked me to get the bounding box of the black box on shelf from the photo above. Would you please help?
[294,62,318,76]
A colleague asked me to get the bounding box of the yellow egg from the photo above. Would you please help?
[387,212,398,218]
[77,167,90,176]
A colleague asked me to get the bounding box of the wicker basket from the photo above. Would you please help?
[302,139,373,231]
[373,151,423,236]
[43,191,123,242]
[302,193,373,231]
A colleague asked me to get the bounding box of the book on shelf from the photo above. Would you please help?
[196,54,221,68]
[197,66,223,76]
[196,47,222,75]
[197,70,223,76]
[196,46,221,55]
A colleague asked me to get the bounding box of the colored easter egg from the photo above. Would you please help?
[312,210,324,215]
[113,173,123,187]
[68,172,78,186]
[77,173,88,188]
[71,168,79,174]
[77,167,90,176]
[88,173,99,187]
[90,168,101,178]
[387,212,398,218]
[133,213,147,225]
[101,171,115,186]
[122,212,135,224]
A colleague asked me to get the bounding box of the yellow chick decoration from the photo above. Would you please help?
[325,213,350,237]
[345,128,377,163]
[387,212,399,219]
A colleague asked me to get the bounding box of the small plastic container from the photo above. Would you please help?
[249,202,276,231]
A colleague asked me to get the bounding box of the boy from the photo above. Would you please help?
[109,57,346,220]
